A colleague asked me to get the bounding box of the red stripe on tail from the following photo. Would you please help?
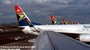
[50,15,56,20]
[15,5,23,13]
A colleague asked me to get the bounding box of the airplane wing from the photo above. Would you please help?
[33,31,90,50]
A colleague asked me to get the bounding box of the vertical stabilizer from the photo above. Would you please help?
[14,5,39,35]
[62,18,68,24]
[50,15,59,25]
[15,5,33,27]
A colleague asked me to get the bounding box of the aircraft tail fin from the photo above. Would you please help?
[14,5,33,27]
[69,19,73,24]
[62,18,68,24]
[50,15,59,25]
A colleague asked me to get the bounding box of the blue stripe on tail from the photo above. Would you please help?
[18,18,29,26]
[18,18,33,27]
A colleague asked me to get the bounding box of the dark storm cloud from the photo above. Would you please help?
[0,0,90,24]
[1,0,90,5]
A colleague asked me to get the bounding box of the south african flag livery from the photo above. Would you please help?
[15,5,33,27]
[50,15,59,25]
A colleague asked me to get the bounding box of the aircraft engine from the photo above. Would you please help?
[79,34,90,42]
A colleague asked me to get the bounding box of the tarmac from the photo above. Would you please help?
[0,28,37,46]
[0,26,90,50]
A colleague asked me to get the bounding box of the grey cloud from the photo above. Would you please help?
[1,0,90,5]
[0,0,90,24]
[0,13,3,15]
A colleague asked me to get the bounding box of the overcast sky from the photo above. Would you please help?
[0,0,90,24]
